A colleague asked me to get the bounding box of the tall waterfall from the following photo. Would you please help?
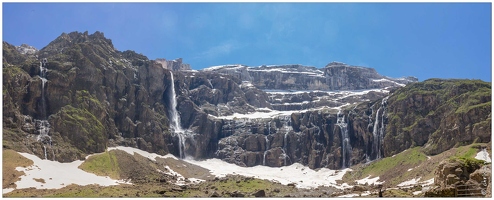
[372,107,382,160]
[378,97,389,159]
[169,71,187,159]
[35,59,52,160]
[336,110,352,168]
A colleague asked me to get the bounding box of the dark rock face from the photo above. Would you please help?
[3,31,178,161]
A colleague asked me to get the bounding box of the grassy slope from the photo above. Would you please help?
[5,143,490,197]
[2,149,34,189]
[344,143,491,189]
[78,150,120,179]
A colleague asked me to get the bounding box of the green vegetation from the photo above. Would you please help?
[3,149,34,188]
[79,150,120,180]
[456,145,478,159]
[344,146,430,187]
[360,147,427,178]
[57,105,106,153]
[385,78,491,155]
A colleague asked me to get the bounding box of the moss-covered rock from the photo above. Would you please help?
[51,105,106,154]
[384,79,491,156]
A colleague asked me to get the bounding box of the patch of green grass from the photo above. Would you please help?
[360,147,427,178]
[460,146,478,159]
[78,150,120,180]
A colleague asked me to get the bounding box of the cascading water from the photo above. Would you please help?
[372,107,381,160]
[169,71,188,159]
[378,96,389,159]
[336,110,352,168]
[283,132,290,166]
[263,136,270,166]
[35,59,52,160]
[370,96,389,160]
[207,79,214,89]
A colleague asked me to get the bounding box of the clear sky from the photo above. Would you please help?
[2,3,492,82]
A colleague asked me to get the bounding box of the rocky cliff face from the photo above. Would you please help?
[383,79,491,156]
[202,62,417,91]
[4,31,177,161]
[155,58,191,71]
[3,31,490,171]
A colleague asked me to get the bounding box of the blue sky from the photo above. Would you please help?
[2,3,492,81]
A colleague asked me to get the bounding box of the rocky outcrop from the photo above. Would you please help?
[383,79,491,156]
[425,157,490,197]
[155,58,191,71]
[3,31,179,161]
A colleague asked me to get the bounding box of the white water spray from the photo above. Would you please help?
[370,96,389,160]
[263,136,270,166]
[283,132,290,166]
[169,71,188,159]
[372,107,381,160]
[336,110,352,168]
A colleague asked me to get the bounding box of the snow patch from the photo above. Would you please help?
[355,175,384,185]
[184,158,352,189]
[419,178,434,186]
[371,78,405,87]
[107,146,177,161]
[397,177,420,187]
[8,152,130,192]
[475,150,491,163]
[202,64,245,71]
[2,188,15,194]
[163,166,205,185]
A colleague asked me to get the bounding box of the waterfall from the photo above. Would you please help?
[169,71,187,159]
[371,96,389,160]
[36,59,52,160]
[372,107,382,160]
[263,136,270,166]
[268,122,271,134]
[378,97,389,159]
[208,79,214,89]
[336,110,352,168]
[283,132,290,166]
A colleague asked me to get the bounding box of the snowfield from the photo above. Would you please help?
[3,152,130,194]
[4,146,354,194]
[184,158,352,189]
[355,175,384,185]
